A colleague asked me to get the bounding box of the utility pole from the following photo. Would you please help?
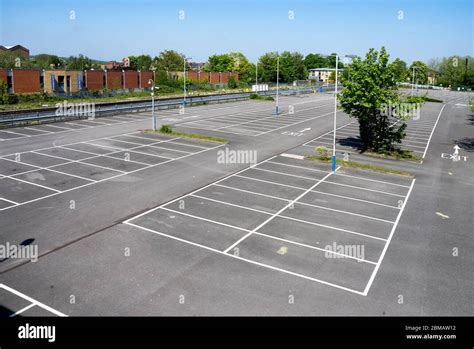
[332,54,338,173]
[275,54,280,115]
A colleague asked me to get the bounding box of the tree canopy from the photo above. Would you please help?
[339,47,406,152]
[409,61,429,85]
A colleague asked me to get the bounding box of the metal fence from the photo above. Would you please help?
[0,88,317,127]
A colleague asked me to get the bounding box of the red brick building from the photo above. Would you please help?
[0,45,30,59]
[209,72,220,84]
[139,71,153,89]
[124,70,139,89]
[105,70,123,90]
[84,70,105,91]
[10,69,40,93]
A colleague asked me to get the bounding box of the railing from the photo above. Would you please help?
[0,88,316,127]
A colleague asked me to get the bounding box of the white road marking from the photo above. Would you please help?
[222,169,338,253]
[422,104,446,159]
[0,284,67,317]
[363,178,416,295]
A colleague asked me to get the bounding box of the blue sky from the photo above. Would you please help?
[0,0,472,63]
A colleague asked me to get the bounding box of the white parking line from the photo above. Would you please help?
[0,284,67,317]
[422,104,446,159]
[9,303,36,317]
[40,124,75,130]
[222,169,337,253]
[310,190,400,209]
[0,129,31,137]
[6,174,61,192]
[0,141,224,212]
[323,180,406,197]
[266,160,410,188]
[0,197,19,205]
[235,174,309,191]
[23,127,53,134]
[125,222,367,296]
[363,179,416,295]
[0,157,96,183]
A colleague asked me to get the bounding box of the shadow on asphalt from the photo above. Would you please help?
[455,138,474,152]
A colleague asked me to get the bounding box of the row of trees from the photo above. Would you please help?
[0,52,103,70]
[389,56,474,88]
[1,48,472,88]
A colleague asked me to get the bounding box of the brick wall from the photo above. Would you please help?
[106,70,123,90]
[230,72,239,82]
[199,72,209,83]
[85,70,105,91]
[220,72,229,84]
[140,71,153,88]
[123,71,139,89]
[0,69,7,84]
[187,71,199,82]
[210,72,220,84]
[12,69,40,93]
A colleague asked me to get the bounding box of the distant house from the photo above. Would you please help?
[308,68,342,83]
[427,69,439,85]
[101,61,122,70]
[189,61,207,71]
[0,45,30,59]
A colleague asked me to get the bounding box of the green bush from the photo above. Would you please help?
[228,76,238,89]
[315,146,331,160]
[160,124,173,133]
[250,93,258,99]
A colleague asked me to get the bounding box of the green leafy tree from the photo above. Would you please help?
[207,54,233,72]
[279,51,308,82]
[129,55,152,70]
[338,47,406,152]
[0,51,33,68]
[437,56,474,88]
[0,79,9,105]
[228,76,237,88]
[326,53,344,69]
[66,54,92,70]
[409,61,429,85]
[258,52,279,82]
[31,54,63,69]
[153,50,187,72]
[228,52,254,83]
[392,58,409,82]
[304,53,327,69]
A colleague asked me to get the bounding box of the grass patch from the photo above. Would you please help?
[146,124,227,143]
[249,93,274,101]
[364,148,422,161]
[306,156,412,177]
[424,97,443,103]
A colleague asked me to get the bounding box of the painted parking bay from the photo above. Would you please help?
[125,154,415,296]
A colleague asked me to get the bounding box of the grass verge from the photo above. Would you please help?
[249,93,275,101]
[364,149,422,161]
[307,156,413,177]
[145,125,227,143]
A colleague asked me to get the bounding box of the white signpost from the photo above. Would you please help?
[252,84,269,92]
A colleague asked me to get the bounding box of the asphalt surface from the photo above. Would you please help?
[0,91,472,316]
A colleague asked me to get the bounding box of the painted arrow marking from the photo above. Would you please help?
[453,145,460,156]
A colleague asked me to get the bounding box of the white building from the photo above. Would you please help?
[308,68,341,83]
